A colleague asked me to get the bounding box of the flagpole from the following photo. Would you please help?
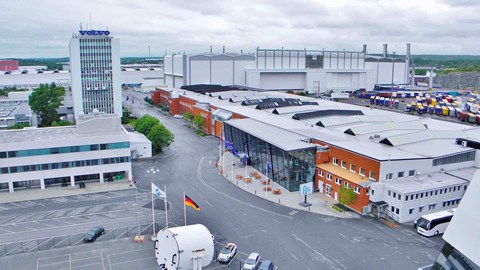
[184,192,187,226]
[164,184,168,229]
[151,181,156,236]
[221,127,225,175]
[231,151,234,182]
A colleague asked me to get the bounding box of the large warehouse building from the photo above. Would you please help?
[163,43,412,93]
[151,85,479,223]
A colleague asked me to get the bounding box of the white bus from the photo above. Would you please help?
[416,208,456,237]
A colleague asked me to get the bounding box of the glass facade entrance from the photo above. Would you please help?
[224,123,316,192]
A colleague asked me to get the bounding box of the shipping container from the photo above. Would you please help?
[394,100,400,108]
[435,106,442,115]
[454,108,462,117]
[468,113,476,123]
[426,98,432,105]
[379,97,385,106]
[431,99,437,106]
[405,104,412,113]
[417,105,424,114]
[428,105,435,114]
[375,96,381,105]
[439,101,446,107]
[458,112,469,122]
[442,106,449,116]
[384,98,390,106]
[447,106,455,116]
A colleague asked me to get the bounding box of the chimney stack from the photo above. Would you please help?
[362,44,367,53]
[210,45,212,53]
[383,44,388,58]
[222,45,225,53]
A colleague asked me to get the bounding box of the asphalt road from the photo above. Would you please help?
[123,90,445,270]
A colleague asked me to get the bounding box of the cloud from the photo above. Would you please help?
[0,0,479,58]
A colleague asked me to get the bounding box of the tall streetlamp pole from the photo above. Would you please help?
[147,166,160,237]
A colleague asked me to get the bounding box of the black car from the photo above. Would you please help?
[84,227,105,242]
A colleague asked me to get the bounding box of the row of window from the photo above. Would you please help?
[407,199,461,215]
[385,169,416,180]
[433,151,475,166]
[0,156,130,174]
[320,171,362,194]
[0,142,129,159]
[331,157,377,180]
[388,185,466,201]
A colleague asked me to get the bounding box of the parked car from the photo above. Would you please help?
[173,114,183,119]
[217,243,237,263]
[258,260,275,270]
[243,253,261,270]
[84,227,105,242]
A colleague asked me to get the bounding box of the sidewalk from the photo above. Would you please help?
[218,152,358,219]
[0,180,133,203]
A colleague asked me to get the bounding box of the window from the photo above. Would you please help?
[344,182,350,189]
[341,161,346,169]
[393,192,396,198]
[429,204,436,210]
[433,151,475,166]
[398,195,402,200]
[326,173,332,181]
[430,191,434,196]
[420,193,424,198]
[408,170,415,176]
[464,185,467,191]
[398,171,404,178]
[333,158,338,165]
[409,208,414,215]
[405,195,409,201]
[388,190,391,196]
[425,192,429,198]
[371,189,375,195]
[369,171,377,180]
[415,194,419,199]
[391,206,395,212]
[354,186,360,194]
[335,178,342,185]
[435,190,438,196]
[350,164,356,172]
[419,206,424,212]
[386,173,393,180]
[359,168,366,176]
[318,171,324,177]
[440,189,443,194]
[395,208,399,215]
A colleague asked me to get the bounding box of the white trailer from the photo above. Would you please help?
[154,224,214,270]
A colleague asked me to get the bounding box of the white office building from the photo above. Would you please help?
[0,114,132,193]
[69,29,122,118]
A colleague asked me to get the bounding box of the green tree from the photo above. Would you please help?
[29,84,65,127]
[134,114,159,135]
[7,123,30,130]
[52,120,72,126]
[193,115,205,130]
[147,123,174,153]
[183,112,193,122]
[339,186,356,206]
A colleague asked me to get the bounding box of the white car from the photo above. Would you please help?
[173,114,183,119]
[217,243,237,263]
[243,253,261,270]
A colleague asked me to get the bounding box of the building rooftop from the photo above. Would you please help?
[225,118,314,152]
[384,172,470,194]
[0,114,126,144]
[316,163,372,187]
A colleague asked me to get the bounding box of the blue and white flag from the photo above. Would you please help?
[266,161,271,173]
[151,182,166,199]
[243,152,249,164]
[225,140,234,150]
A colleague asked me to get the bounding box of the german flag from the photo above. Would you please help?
[184,195,200,211]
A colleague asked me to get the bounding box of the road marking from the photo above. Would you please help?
[291,233,341,270]
[108,256,156,266]
[289,210,298,216]
[272,218,280,224]
[197,157,292,220]
[338,233,349,241]
[288,251,299,261]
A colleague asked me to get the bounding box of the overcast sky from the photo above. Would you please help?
[1,0,479,58]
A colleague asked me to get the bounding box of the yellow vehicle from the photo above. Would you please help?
[441,106,449,116]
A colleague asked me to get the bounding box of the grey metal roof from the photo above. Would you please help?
[317,115,388,128]
[385,172,469,194]
[225,118,315,151]
[345,122,427,136]
[379,130,466,147]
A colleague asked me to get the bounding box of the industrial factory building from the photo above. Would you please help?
[163,43,413,93]
[151,85,480,223]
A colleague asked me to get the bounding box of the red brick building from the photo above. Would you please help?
[0,60,19,71]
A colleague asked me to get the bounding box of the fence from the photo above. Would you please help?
[0,223,156,257]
